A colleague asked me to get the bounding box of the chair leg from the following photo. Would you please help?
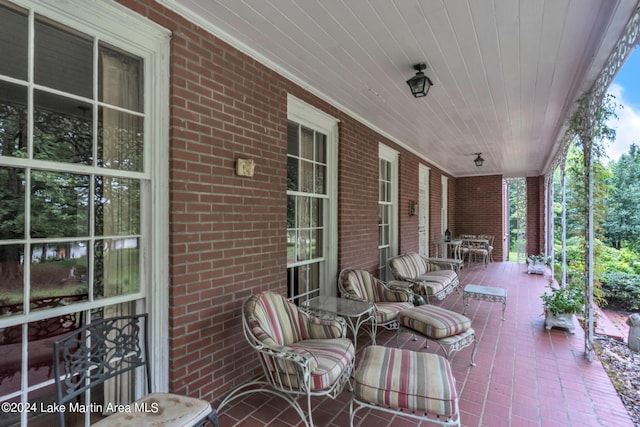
[306,393,314,427]
[207,410,220,427]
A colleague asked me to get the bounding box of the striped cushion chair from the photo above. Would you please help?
[338,268,414,331]
[218,292,355,427]
[351,346,460,426]
[388,252,460,303]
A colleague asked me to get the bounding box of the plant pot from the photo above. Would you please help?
[527,261,547,275]
[544,308,576,334]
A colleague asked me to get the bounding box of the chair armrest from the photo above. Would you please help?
[375,280,412,303]
[254,343,318,385]
[306,311,347,339]
[424,258,456,271]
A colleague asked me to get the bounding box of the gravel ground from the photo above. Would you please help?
[593,338,640,426]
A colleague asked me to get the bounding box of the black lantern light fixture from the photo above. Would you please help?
[474,153,485,167]
[406,63,434,98]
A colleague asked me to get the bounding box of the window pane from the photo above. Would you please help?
[287,195,295,228]
[35,17,92,98]
[297,196,310,229]
[298,230,310,261]
[315,133,326,163]
[311,198,323,227]
[287,156,298,191]
[94,238,140,299]
[0,3,28,80]
[0,330,22,397]
[30,171,90,238]
[0,167,25,238]
[311,229,321,258]
[300,160,313,193]
[99,43,143,112]
[287,230,296,264]
[0,244,25,317]
[98,108,143,171]
[95,177,140,235]
[315,164,325,194]
[0,81,28,158]
[34,90,93,164]
[30,241,89,304]
[301,127,313,160]
[379,247,390,267]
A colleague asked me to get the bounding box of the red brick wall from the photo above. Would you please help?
[113,0,466,405]
[527,176,545,256]
[454,175,504,261]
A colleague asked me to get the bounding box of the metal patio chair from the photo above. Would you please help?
[53,313,218,427]
[217,292,355,427]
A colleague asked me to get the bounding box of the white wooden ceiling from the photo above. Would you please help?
[159,0,638,177]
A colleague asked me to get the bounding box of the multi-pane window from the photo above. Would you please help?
[379,158,392,276]
[0,2,152,425]
[378,144,398,280]
[287,121,327,304]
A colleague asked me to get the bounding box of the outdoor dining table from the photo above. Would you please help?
[460,238,490,266]
[433,239,463,259]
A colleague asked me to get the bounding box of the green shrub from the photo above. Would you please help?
[541,281,585,315]
[600,272,640,311]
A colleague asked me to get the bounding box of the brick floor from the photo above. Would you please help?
[215,261,635,426]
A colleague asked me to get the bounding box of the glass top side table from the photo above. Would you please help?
[303,295,376,350]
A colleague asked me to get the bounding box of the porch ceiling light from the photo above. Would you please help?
[406,63,433,98]
[474,153,484,167]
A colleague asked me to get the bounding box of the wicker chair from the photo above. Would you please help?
[338,268,414,330]
[218,292,355,427]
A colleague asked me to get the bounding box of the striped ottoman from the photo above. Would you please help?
[397,305,477,365]
[350,346,460,426]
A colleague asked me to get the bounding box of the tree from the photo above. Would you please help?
[604,143,640,250]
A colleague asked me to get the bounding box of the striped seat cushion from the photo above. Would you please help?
[417,269,457,285]
[399,305,471,339]
[287,338,355,391]
[353,346,458,417]
[375,301,415,324]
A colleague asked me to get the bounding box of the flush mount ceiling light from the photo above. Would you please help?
[474,153,485,167]
[406,63,434,98]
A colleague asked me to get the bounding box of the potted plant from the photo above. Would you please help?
[541,281,584,333]
[527,253,551,275]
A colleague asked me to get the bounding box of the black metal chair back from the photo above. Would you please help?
[53,313,151,426]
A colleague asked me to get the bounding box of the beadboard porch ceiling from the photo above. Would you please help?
[158,0,638,178]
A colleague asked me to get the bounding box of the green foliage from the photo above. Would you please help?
[600,272,640,311]
[553,236,607,306]
[541,281,585,315]
[604,143,640,251]
[561,143,612,241]
[528,253,551,265]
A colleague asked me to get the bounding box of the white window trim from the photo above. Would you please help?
[9,0,172,392]
[441,175,449,236]
[379,143,399,264]
[419,164,431,257]
[287,94,339,296]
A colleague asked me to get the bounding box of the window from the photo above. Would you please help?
[441,175,449,236]
[286,95,338,304]
[378,144,398,280]
[0,1,169,425]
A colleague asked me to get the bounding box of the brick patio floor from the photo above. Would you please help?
[215,261,634,426]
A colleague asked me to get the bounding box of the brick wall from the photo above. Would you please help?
[115,0,507,405]
[527,176,545,256]
[454,175,504,261]
[117,0,453,402]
